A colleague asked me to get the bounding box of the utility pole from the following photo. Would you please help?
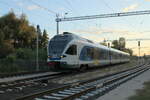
[138,41,141,64]
[138,41,140,57]
[36,25,40,71]
[108,43,111,64]
[56,14,60,35]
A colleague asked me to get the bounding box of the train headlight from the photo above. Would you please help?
[48,56,51,58]
[60,55,67,58]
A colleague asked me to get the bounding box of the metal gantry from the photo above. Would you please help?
[56,10,150,34]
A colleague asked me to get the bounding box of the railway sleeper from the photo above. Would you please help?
[51,93,69,97]
[77,68,149,100]
[64,89,81,93]
[58,91,75,95]
[15,64,149,100]
[43,95,62,100]
[35,98,48,100]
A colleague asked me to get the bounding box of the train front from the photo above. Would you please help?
[47,34,72,71]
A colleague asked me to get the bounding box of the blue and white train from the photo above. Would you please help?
[47,32,130,71]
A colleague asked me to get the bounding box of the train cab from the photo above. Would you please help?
[47,32,79,71]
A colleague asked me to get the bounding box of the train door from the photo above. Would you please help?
[65,44,78,66]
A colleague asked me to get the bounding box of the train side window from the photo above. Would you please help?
[66,45,77,55]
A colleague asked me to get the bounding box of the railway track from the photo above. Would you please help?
[0,71,52,78]
[0,72,64,94]
[15,63,150,100]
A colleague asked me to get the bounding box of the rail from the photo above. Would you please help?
[15,63,150,100]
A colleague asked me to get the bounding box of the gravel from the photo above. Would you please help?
[96,68,150,100]
[0,60,141,100]
[51,60,139,84]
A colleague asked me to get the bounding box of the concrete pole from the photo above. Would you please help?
[138,41,140,64]
[57,21,59,35]
[36,25,39,71]
[56,14,59,35]
[108,43,111,64]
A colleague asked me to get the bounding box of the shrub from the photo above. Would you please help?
[0,40,14,58]
[5,54,16,63]
[38,48,47,60]
[15,48,47,60]
[15,48,36,60]
[16,48,25,59]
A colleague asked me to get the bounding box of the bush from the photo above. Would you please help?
[6,54,16,63]
[16,48,25,59]
[15,48,47,60]
[15,48,36,60]
[0,59,23,73]
[0,48,48,73]
[38,48,47,60]
[0,40,14,58]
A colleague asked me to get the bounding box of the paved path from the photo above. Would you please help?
[97,69,150,100]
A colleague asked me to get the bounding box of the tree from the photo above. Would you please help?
[100,39,107,46]
[112,37,126,51]
[0,30,4,45]
[111,40,120,50]
[124,48,133,56]
[17,14,36,48]
[111,37,133,56]
[0,12,36,48]
[41,29,49,48]
[119,37,126,50]
[0,11,19,40]
[0,40,14,58]
[0,12,37,58]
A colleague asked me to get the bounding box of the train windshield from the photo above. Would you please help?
[48,35,72,56]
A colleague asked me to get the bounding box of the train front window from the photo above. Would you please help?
[49,40,67,56]
[48,35,73,56]
[65,45,77,55]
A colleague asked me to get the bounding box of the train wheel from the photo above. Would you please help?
[79,65,88,71]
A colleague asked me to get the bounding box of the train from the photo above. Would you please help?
[47,32,130,71]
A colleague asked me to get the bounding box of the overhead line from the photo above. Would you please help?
[101,0,115,12]
[105,38,150,42]
[56,10,150,22]
[30,0,57,15]
[64,0,80,15]
[0,1,22,11]
[56,10,150,34]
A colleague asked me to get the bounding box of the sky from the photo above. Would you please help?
[0,0,150,56]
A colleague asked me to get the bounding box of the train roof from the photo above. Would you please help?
[62,32,94,43]
[54,32,129,55]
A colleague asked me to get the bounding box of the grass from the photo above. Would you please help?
[128,81,150,100]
